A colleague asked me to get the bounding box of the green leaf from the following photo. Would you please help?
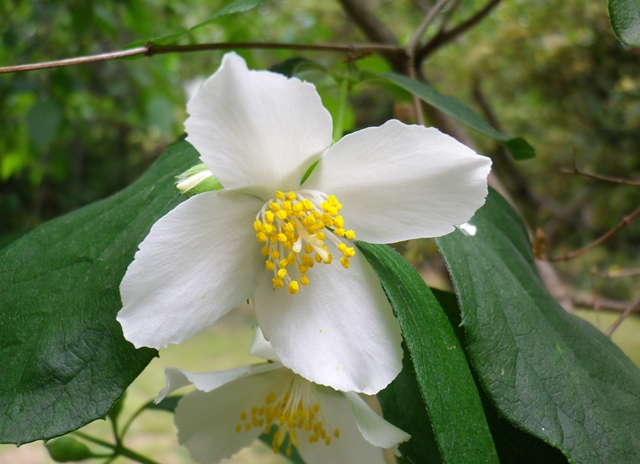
[432,289,568,464]
[142,395,183,413]
[356,242,499,464]
[435,189,640,462]
[609,0,640,46]
[0,141,199,445]
[367,72,535,160]
[269,57,328,78]
[377,342,443,464]
[148,0,266,45]
[46,436,96,462]
[259,426,305,464]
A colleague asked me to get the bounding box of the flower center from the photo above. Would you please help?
[234,374,340,456]
[254,190,356,294]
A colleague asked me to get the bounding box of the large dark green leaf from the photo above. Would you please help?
[435,189,640,462]
[609,0,640,46]
[0,141,199,444]
[369,72,535,160]
[357,242,498,464]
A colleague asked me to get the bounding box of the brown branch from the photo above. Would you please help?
[548,206,640,262]
[0,42,405,74]
[559,158,640,186]
[417,0,501,61]
[407,0,450,54]
[336,0,407,73]
[606,294,640,337]
[572,295,637,313]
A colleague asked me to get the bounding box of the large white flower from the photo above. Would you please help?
[156,330,410,464]
[117,52,491,394]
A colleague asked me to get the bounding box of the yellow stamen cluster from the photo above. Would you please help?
[254,190,357,292]
[235,387,340,456]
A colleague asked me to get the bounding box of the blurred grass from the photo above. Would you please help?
[2,305,639,463]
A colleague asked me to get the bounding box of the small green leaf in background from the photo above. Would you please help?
[46,436,95,462]
[357,241,499,464]
[269,57,328,78]
[26,100,63,152]
[436,189,640,463]
[369,72,535,160]
[148,0,266,45]
[609,0,640,46]
[0,141,199,445]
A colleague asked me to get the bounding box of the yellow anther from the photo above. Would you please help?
[340,257,350,269]
[245,422,251,431]
[270,202,280,212]
[275,190,285,200]
[254,220,262,232]
[334,216,344,228]
[338,243,347,253]
[287,191,296,201]
[277,268,287,279]
[240,411,247,421]
[325,436,331,445]
[272,277,284,288]
[345,230,356,240]
[334,228,345,237]
[282,200,292,211]
[262,246,270,256]
[262,223,274,234]
[316,231,325,241]
[277,233,288,243]
[235,424,241,433]
[264,210,275,223]
[256,232,267,242]
[304,244,313,254]
[300,275,309,286]
[334,428,340,438]
[299,265,308,274]
[265,260,275,271]
[288,281,299,294]
[276,210,288,221]
[270,250,280,259]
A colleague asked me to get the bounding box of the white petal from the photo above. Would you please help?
[249,327,281,363]
[303,120,492,243]
[342,391,410,448]
[253,248,403,394]
[118,190,264,349]
[155,363,283,402]
[185,52,333,200]
[175,367,288,464]
[297,388,387,464]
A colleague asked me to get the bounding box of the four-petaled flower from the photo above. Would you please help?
[117,52,491,394]
[156,330,410,464]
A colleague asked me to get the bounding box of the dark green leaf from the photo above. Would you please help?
[435,189,640,462]
[377,342,442,464]
[368,72,535,160]
[0,141,199,444]
[432,289,568,464]
[148,0,266,45]
[269,58,328,78]
[142,395,183,413]
[356,242,498,464]
[609,0,640,46]
[259,426,305,464]
[46,436,96,462]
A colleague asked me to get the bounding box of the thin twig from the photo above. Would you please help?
[606,294,640,337]
[548,206,640,262]
[596,267,640,279]
[407,0,450,54]
[417,0,501,60]
[559,159,640,186]
[406,65,425,125]
[572,295,636,312]
[0,42,404,74]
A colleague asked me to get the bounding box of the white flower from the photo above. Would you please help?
[117,52,491,394]
[156,330,410,464]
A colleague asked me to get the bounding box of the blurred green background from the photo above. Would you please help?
[2,0,640,461]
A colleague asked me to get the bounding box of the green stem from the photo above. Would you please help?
[73,431,161,464]
[332,78,349,142]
